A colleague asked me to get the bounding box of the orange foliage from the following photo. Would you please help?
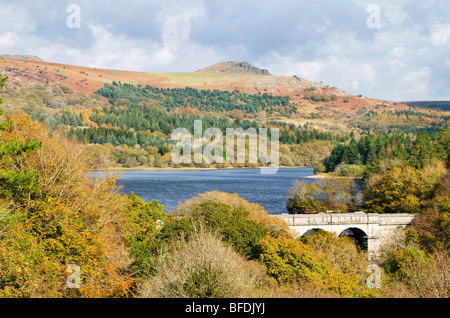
[1,114,135,297]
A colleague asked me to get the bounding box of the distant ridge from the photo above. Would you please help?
[403,101,450,111]
[196,61,271,75]
[1,54,44,62]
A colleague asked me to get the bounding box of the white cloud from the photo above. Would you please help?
[430,23,450,46]
[0,0,449,100]
[158,3,206,51]
[262,52,323,79]
[383,3,408,26]
[0,32,20,49]
[0,4,35,33]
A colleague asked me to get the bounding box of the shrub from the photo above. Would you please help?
[378,229,450,298]
[286,180,326,214]
[0,224,61,298]
[313,162,326,174]
[124,193,167,278]
[254,236,374,297]
[286,197,326,214]
[334,163,366,177]
[139,230,268,298]
[384,246,431,280]
[188,200,268,257]
[299,229,370,277]
[173,191,292,239]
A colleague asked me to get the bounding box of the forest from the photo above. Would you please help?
[58,83,346,169]
[96,81,294,114]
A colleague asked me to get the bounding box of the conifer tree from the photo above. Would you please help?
[409,132,433,169]
[0,76,42,204]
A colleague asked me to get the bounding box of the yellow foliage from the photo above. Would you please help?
[0,114,135,297]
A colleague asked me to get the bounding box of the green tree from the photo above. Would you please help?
[189,200,268,258]
[124,193,168,277]
[435,128,450,168]
[347,139,359,164]
[0,77,42,204]
[409,132,433,169]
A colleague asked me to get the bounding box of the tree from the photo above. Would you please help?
[347,139,359,164]
[253,236,374,297]
[435,128,450,168]
[409,132,433,169]
[0,76,42,205]
[313,162,326,174]
[363,163,447,214]
[326,144,345,172]
[124,193,167,277]
[173,191,292,239]
[187,200,268,258]
[411,171,450,253]
[286,180,325,214]
[0,78,135,297]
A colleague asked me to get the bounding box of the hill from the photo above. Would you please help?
[1,57,448,172]
[0,57,409,120]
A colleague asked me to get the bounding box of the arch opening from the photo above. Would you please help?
[339,228,368,251]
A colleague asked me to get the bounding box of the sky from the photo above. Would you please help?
[1,0,450,101]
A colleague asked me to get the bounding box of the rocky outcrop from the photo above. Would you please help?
[196,61,271,75]
[1,54,44,62]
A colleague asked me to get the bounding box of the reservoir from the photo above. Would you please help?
[113,167,316,214]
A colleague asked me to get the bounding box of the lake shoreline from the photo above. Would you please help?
[94,165,314,172]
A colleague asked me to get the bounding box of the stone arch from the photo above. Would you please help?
[339,227,369,251]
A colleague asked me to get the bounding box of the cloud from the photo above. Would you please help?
[430,23,450,46]
[0,32,21,49]
[0,0,449,100]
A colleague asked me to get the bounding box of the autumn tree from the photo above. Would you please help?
[0,77,135,297]
[286,178,361,214]
[0,76,42,206]
[363,162,447,214]
[253,236,375,297]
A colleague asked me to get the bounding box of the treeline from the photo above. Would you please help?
[272,121,347,144]
[86,104,262,136]
[67,106,343,148]
[60,98,344,168]
[388,109,450,122]
[349,109,450,134]
[67,127,166,148]
[325,129,450,173]
[96,82,294,114]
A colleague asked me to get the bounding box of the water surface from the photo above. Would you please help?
[114,168,316,214]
